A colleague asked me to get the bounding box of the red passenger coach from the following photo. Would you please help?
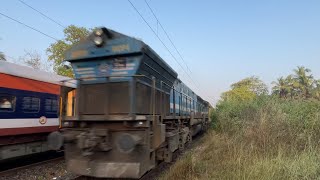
[0,61,75,160]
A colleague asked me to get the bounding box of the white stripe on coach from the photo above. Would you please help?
[0,118,59,129]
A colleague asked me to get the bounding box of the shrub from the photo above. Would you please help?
[161,97,320,180]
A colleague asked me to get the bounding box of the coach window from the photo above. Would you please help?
[45,99,58,114]
[0,95,16,112]
[22,97,40,113]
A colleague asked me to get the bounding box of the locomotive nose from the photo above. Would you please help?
[47,131,64,150]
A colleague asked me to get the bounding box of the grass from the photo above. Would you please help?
[159,97,320,180]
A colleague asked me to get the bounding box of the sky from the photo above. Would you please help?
[1,0,320,105]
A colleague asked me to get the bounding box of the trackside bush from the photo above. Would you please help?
[161,97,320,180]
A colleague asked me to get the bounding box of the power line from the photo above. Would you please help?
[144,0,206,91]
[0,12,59,41]
[147,3,215,103]
[18,0,65,29]
[127,0,211,101]
[144,0,192,75]
[128,0,213,102]
[127,1,196,83]
[127,0,188,77]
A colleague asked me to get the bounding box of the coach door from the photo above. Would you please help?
[66,90,76,116]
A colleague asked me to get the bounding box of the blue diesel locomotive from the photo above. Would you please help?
[48,27,210,179]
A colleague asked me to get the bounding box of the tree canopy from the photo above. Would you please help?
[272,66,319,99]
[231,76,268,96]
[46,25,90,77]
[222,76,268,102]
[20,50,52,72]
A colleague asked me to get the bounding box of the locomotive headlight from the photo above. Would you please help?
[93,36,104,46]
[95,28,103,36]
[116,133,142,153]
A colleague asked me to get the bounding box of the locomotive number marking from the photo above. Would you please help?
[112,44,130,52]
[71,50,88,58]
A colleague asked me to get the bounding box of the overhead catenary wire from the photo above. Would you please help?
[144,0,204,90]
[127,0,188,77]
[18,0,66,29]
[144,0,192,75]
[127,1,199,86]
[128,0,213,102]
[144,1,215,100]
[0,12,59,41]
[128,0,212,101]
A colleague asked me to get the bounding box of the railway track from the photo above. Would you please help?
[0,152,64,177]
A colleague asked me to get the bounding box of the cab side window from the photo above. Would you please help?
[0,94,16,112]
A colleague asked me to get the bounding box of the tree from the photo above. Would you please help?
[222,76,268,102]
[22,50,41,70]
[293,66,314,98]
[312,80,320,100]
[272,77,288,98]
[47,25,90,77]
[284,75,299,99]
[221,85,256,102]
[0,52,6,61]
[20,50,52,72]
[272,75,301,99]
[272,66,318,99]
[230,76,268,96]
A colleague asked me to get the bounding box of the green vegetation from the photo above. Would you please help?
[1,25,90,74]
[46,25,90,77]
[221,76,268,102]
[272,66,320,99]
[160,67,320,180]
[19,50,53,72]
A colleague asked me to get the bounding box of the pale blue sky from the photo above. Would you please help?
[1,0,320,105]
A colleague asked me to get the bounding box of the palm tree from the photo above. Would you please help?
[285,75,300,99]
[0,52,6,61]
[293,66,314,99]
[272,77,288,98]
[312,80,320,100]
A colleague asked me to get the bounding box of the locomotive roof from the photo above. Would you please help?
[64,27,178,78]
[64,27,211,104]
[0,61,76,88]
[109,28,177,76]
